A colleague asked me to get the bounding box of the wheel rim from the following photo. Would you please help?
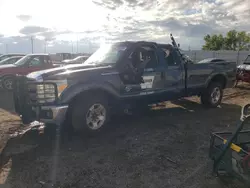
[86,103,106,130]
[4,79,13,90]
[211,87,221,104]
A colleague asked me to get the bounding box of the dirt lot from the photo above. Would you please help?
[0,85,250,188]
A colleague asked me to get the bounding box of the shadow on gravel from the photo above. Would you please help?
[0,99,244,188]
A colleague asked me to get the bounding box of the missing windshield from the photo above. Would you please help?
[84,44,127,66]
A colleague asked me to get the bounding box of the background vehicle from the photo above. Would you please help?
[235,54,250,86]
[197,58,231,64]
[0,56,24,65]
[0,54,25,61]
[0,54,61,90]
[13,34,236,133]
[61,55,90,65]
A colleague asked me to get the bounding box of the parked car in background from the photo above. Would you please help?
[197,58,231,64]
[0,53,61,90]
[235,54,250,86]
[61,55,89,65]
[0,54,25,61]
[0,56,24,65]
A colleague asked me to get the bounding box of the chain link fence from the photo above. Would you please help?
[183,50,250,65]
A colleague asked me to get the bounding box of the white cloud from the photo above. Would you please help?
[0,0,249,53]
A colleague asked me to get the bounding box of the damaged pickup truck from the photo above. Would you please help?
[13,34,237,133]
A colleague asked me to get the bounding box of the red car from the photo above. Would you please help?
[0,54,60,90]
[236,55,250,86]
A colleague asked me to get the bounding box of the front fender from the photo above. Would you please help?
[58,82,121,104]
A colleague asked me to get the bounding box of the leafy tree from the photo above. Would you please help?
[202,34,211,50]
[202,34,224,50]
[224,30,238,50]
[202,30,250,51]
[236,31,250,50]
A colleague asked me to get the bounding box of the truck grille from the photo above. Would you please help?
[27,83,39,104]
[14,75,58,106]
[27,82,58,105]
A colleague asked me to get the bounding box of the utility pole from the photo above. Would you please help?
[44,40,47,53]
[5,44,8,54]
[31,36,34,53]
[89,41,91,54]
[76,34,79,54]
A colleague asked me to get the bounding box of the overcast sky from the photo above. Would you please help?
[0,0,249,54]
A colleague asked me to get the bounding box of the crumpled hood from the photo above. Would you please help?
[237,64,250,71]
[27,63,112,80]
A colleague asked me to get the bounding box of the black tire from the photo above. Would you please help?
[2,76,14,91]
[71,93,110,133]
[201,82,223,108]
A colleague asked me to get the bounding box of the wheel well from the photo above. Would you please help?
[65,89,116,125]
[69,88,115,105]
[209,74,227,89]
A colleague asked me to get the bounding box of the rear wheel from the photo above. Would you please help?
[71,94,110,132]
[201,82,223,108]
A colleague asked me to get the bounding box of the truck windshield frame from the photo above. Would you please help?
[84,43,128,66]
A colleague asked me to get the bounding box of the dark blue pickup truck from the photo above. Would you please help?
[13,35,236,133]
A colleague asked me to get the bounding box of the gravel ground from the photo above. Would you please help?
[0,84,250,188]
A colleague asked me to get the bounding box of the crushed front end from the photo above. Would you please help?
[237,68,250,83]
[13,75,68,126]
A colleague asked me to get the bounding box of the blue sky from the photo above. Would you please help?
[0,0,249,54]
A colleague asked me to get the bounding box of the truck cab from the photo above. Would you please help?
[13,35,236,133]
[236,54,250,85]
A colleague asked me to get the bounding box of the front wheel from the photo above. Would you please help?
[3,77,14,91]
[71,94,110,133]
[201,82,223,108]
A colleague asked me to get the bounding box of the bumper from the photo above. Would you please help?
[34,105,68,125]
[237,73,250,82]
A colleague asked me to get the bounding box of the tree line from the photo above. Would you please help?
[202,30,250,51]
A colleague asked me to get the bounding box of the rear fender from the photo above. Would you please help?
[205,73,227,88]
